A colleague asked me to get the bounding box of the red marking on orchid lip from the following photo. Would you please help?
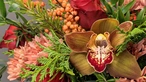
[87,47,113,73]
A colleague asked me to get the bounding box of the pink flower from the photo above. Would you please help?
[7,34,51,81]
[7,58,25,81]
[0,25,17,50]
[124,0,146,10]
[70,0,107,30]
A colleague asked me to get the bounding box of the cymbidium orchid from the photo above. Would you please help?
[65,18,141,79]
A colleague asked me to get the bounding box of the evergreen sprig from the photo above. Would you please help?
[116,21,146,56]
[20,29,74,82]
[15,0,64,37]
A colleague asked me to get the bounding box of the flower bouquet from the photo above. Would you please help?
[0,0,146,82]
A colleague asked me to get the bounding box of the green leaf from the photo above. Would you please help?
[110,0,118,6]
[130,28,145,36]
[136,8,146,20]
[5,18,20,27]
[8,3,19,12]
[0,0,7,17]
[0,23,6,26]
[15,12,28,23]
[125,11,130,21]
[0,66,7,80]
[0,16,6,26]
[117,7,125,23]
[94,73,106,81]
[107,78,116,82]
[122,0,135,14]
[100,0,113,14]
[118,0,124,6]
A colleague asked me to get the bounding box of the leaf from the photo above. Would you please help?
[107,79,116,82]
[121,0,135,14]
[100,0,114,14]
[5,18,20,27]
[94,73,106,81]
[0,0,7,17]
[0,23,6,26]
[125,11,130,21]
[117,7,125,23]
[110,0,118,6]
[0,16,6,26]
[130,28,145,36]
[15,12,28,23]
[8,3,19,12]
[136,8,146,20]
[0,66,7,80]
[118,0,124,6]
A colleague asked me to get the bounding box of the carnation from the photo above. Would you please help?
[7,34,51,81]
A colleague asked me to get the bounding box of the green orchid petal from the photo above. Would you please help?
[91,18,119,34]
[70,52,95,75]
[107,50,141,79]
[64,31,94,52]
[110,21,133,48]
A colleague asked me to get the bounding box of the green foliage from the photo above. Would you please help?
[0,66,7,81]
[101,0,146,56]
[116,21,146,56]
[102,0,135,23]
[94,73,116,82]
[121,0,135,14]
[101,0,115,17]
[2,50,14,56]
[0,0,7,18]
[20,29,74,82]
[133,8,146,26]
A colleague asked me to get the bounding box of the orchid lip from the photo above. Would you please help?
[87,33,114,72]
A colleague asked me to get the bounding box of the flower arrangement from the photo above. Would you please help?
[0,0,146,82]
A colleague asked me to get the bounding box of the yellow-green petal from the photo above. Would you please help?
[91,18,119,34]
[70,52,95,75]
[107,50,141,79]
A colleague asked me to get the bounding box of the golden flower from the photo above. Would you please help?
[65,18,141,79]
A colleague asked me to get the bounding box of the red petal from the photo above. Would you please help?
[0,25,17,50]
[70,0,101,11]
[79,10,107,30]
[87,50,113,72]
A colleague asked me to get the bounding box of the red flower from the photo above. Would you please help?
[70,0,107,30]
[78,10,107,30]
[70,0,101,11]
[0,25,17,50]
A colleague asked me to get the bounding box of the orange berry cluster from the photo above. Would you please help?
[23,0,45,8]
[49,0,85,34]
